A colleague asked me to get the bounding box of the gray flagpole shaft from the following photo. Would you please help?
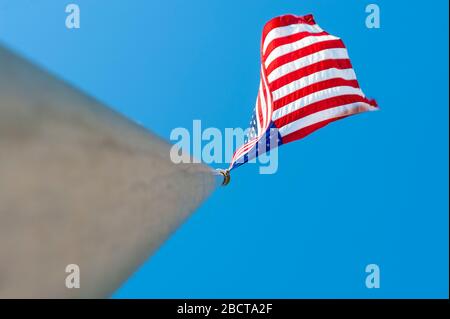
[0,46,221,298]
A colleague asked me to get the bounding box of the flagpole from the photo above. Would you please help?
[0,45,218,298]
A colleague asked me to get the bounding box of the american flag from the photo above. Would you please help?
[229,14,378,169]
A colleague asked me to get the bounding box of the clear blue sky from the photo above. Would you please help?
[0,0,448,298]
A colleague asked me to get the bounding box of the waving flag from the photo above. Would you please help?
[229,14,378,170]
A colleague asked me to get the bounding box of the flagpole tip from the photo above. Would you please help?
[216,169,231,186]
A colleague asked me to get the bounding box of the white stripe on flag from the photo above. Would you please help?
[263,23,324,54]
[264,34,339,67]
[268,48,350,82]
[272,68,357,101]
[279,102,378,136]
[272,86,365,121]
[255,95,261,132]
[259,79,267,128]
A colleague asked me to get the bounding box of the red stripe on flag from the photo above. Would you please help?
[265,39,345,76]
[261,75,269,128]
[262,14,316,46]
[281,116,349,144]
[274,94,371,128]
[273,78,361,111]
[269,59,354,91]
[256,93,263,131]
[264,31,329,60]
